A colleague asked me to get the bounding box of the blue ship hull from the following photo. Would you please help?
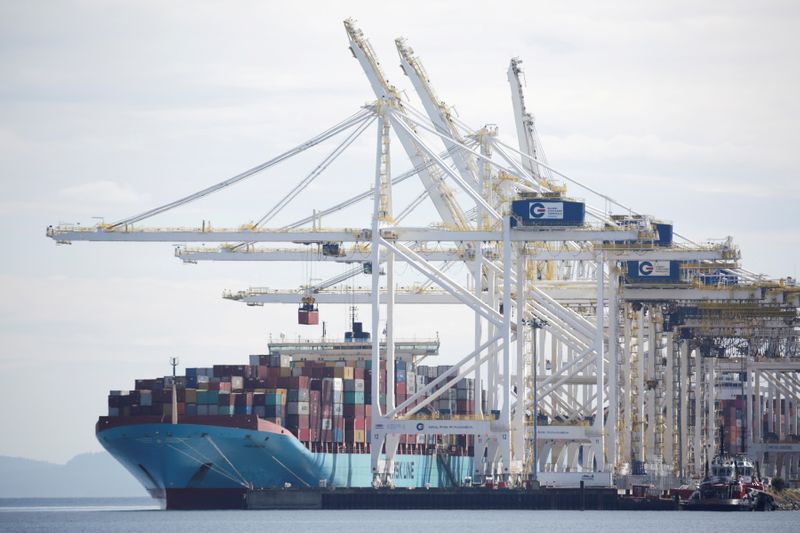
[97,421,474,508]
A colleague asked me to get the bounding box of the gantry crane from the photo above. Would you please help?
[46,19,800,486]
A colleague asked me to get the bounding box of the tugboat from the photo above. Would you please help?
[683,427,773,511]
[683,455,757,511]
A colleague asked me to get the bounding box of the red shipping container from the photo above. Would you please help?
[279,376,310,390]
[298,309,319,325]
[296,428,310,441]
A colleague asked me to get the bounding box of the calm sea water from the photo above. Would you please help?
[0,499,797,532]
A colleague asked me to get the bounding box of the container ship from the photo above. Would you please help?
[98,322,482,509]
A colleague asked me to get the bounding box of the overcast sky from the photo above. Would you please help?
[1,1,799,463]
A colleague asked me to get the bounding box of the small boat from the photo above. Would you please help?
[682,454,773,511]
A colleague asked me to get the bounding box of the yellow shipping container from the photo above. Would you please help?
[185,389,197,403]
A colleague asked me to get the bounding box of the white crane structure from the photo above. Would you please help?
[47,19,800,488]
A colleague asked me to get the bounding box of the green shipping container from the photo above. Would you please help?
[344,391,365,404]
[266,392,283,406]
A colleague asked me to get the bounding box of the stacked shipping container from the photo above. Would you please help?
[108,355,487,454]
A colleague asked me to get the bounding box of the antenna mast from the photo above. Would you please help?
[169,356,179,425]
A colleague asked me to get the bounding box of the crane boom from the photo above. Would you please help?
[507,58,556,192]
[395,38,480,190]
[344,19,469,230]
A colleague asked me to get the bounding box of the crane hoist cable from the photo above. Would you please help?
[107,107,373,229]
[255,114,376,228]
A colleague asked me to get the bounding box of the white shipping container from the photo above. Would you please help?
[537,472,613,488]
[333,404,343,416]
[231,376,244,390]
[197,375,210,384]
[321,418,332,430]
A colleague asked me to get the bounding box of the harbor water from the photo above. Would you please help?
[0,499,797,532]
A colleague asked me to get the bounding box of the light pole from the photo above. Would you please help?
[527,317,547,485]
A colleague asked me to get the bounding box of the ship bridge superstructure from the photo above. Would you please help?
[47,19,799,487]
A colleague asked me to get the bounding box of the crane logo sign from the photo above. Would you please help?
[528,201,563,220]
[637,261,671,277]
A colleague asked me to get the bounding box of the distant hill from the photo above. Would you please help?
[0,452,148,498]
